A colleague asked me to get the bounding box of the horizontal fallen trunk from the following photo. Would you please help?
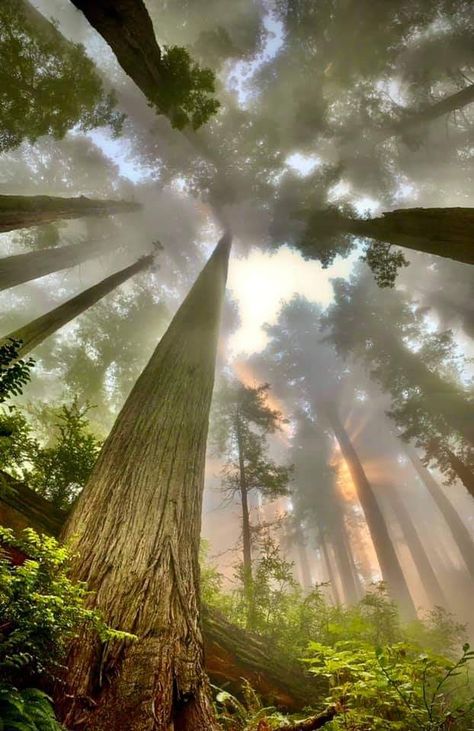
[0,474,323,710]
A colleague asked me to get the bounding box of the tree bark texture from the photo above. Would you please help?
[322,404,417,620]
[405,443,474,580]
[0,474,323,714]
[383,488,447,608]
[0,194,140,233]
[0,237,116,291]
[348,207,474,266]
[57,234,231,730]
[0,255,153,358]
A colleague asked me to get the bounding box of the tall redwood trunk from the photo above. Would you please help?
[331,516,363,605]
[0,194,140,233]
[445,448,474,499]
[385,83,474,141]
[0,237,116,291]
[235,417,256,628]
[1,255,153,358]
[384,488,447,608]
[405,444,474,581]
[58,233,231,730]
[322,403,417,619]
[348,207,474,267]
[320,534,341,605]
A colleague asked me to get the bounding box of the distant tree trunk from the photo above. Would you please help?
[1,255,153,358]
[384,488,447,608]
[385,83,474,141]
[322,403,417,619]
[0,194,140,233]
[445,448,474,499]
[293,525,313,592]
[0,237,116,291]
[320,536,341,606]
[331,517,363,605]
[235,417,256,629]
[347,208,474,266]
[57,233,231,730]
[405,444,474,581]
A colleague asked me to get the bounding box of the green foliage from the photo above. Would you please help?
[158,45,220,130]
[0,686,64,731]
[0,339,34,405]
[0,400,101,509]
[0,0,124,152]
[304,641,474,730]
[214,679,288,730]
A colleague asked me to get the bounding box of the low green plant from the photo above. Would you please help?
[0,686,63,730]
[214,680,288,730]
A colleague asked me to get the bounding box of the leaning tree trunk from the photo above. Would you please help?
[383,488,447,609]
[384,83,474,142]
[347,208,474,266]
[0,236,117,291]
[57,233,231,731]
[445,447,474,499]
[405,443,474,580]
[1,255,153,358]
[0,194,140,233]
[322,403,417,620]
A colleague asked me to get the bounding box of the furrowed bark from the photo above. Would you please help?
[0,194,140,233]
[321,403,417,620]
[0,255,153,358]
[405,444,474,580]
[0,474,322,714]
[57,234,231,730]
[0,237,116,291]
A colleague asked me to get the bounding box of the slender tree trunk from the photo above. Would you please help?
[293,525,313,592]
[347,207,474,266]
[57,233,231,730]
[385,83,474,141]
[445,448,474,499]
[320,535,341,606]
[405,444,474,580]
[0,237,116,291]
[1,255,153,358]
[322,403,417,619]
[0,194,140,233]
[235,417,256,629]
[331,516,363,605]
[384,488,447,608]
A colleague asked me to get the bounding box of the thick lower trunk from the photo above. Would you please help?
[57,234,231,730]
[1,255,153,358]
[405,444,474,580]
[0,194,140,233]
[348,208,474,267]
[0,237,115,291]
[322,404,417,620]
[0,473,322,713]
[384,489,447,608]
[445,448,474,499]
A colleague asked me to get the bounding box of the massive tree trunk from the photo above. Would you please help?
[445,448,474,499]
[0,237,116,291]
[69,0,168,114]
[1,255,153,358]
[0,194,140,233]
[347,207,474,266]
[405,444,474,580]
[320,534,341,606]
[0,471,322,713]
[322,403,417,619]
[57,234,231,730]
[384,83,474,142]
[331,516,363,605]
[383,488,447,609]
[235,416,256,629]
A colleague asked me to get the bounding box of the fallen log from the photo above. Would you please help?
[0,474,324,710]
